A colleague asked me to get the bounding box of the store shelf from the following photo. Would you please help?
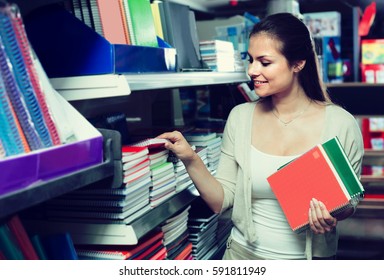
[49,72,249,101]
[24,186,199,245]
[50,74,131,101]
[125,72,250,91]
[364,149,384,157]
[361,175,384,183]
[327,83,384,116]
[0,138,115,220]
[354,198,384,218]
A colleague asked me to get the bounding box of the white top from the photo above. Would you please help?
[232,146,307,259]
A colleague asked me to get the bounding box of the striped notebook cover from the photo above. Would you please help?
[267,136,364,233]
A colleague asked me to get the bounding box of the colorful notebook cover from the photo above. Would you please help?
[267,136,365,233]
[124,0,158,47]
[121,145,148,162]
[94,0,128,44]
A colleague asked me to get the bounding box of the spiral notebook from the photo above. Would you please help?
[0,35,42,151]
[132,138,170,149]
[0,5,51,151]
[75,230,164,260]
[267,137,365,233]
[0,9,42,152]
[0,5,54,149]
[9,8,61,146]
[0,74,25,156]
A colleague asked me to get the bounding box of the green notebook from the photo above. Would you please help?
[124,0,158,47]
[322,137,365,205]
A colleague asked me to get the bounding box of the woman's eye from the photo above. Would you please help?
[261,62,270,66]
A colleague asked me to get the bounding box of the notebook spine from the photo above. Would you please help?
[0,75,25,156]
[0,52,42,151]
[293,200,356,233]
[71,0,83,22]
[76,249,126,260]
[118,0,131,44]
[0,140,6,158]
[0,6,50,148]
[10,9,61,146]
[329,201,353,217]
[90,0,103,36]
[0,5,53,148]
[0,6,43,151]
[292,223,309,234]
[48,197,133,208]
[9,104,31,152]
[122,0,136,45]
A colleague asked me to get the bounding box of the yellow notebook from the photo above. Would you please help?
[150,2,164,39]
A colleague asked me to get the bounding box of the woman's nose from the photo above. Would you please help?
[248,62,260,77]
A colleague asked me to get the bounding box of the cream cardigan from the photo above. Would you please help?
[215,101,364,259]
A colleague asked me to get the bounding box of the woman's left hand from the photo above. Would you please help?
[308,198,337,234]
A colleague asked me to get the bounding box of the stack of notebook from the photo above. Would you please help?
[215,208,233,257]
[75,229,166,260]
[131,138,177,208]
[171,153,194,193]
[161,206,193,260]
[187,199,219,260]
[185,132,222,174]
[199,40,236,72]
[195,146,210,172]
[44,144,153,224]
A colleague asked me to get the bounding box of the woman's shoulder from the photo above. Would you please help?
[326,103,356,122]
[324,103,362,138]
[233,101,257,110]
[229,101,257,117]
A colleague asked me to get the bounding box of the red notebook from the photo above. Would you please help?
[267,137,364,233]
[121,146,148,163]
[174,242,193,260]
[6,215,39,260]
[95,0,128,44]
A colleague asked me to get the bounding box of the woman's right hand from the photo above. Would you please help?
[157,131,196,163]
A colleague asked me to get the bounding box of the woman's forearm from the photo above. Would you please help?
[183,152,224,213]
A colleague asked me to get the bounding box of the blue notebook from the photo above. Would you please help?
[40,232,79,260]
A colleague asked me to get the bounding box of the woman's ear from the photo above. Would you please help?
[294,60,306,72]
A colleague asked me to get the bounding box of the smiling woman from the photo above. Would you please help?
[158,12,364,260]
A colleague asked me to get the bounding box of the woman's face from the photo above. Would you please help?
[247,33,296,98]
